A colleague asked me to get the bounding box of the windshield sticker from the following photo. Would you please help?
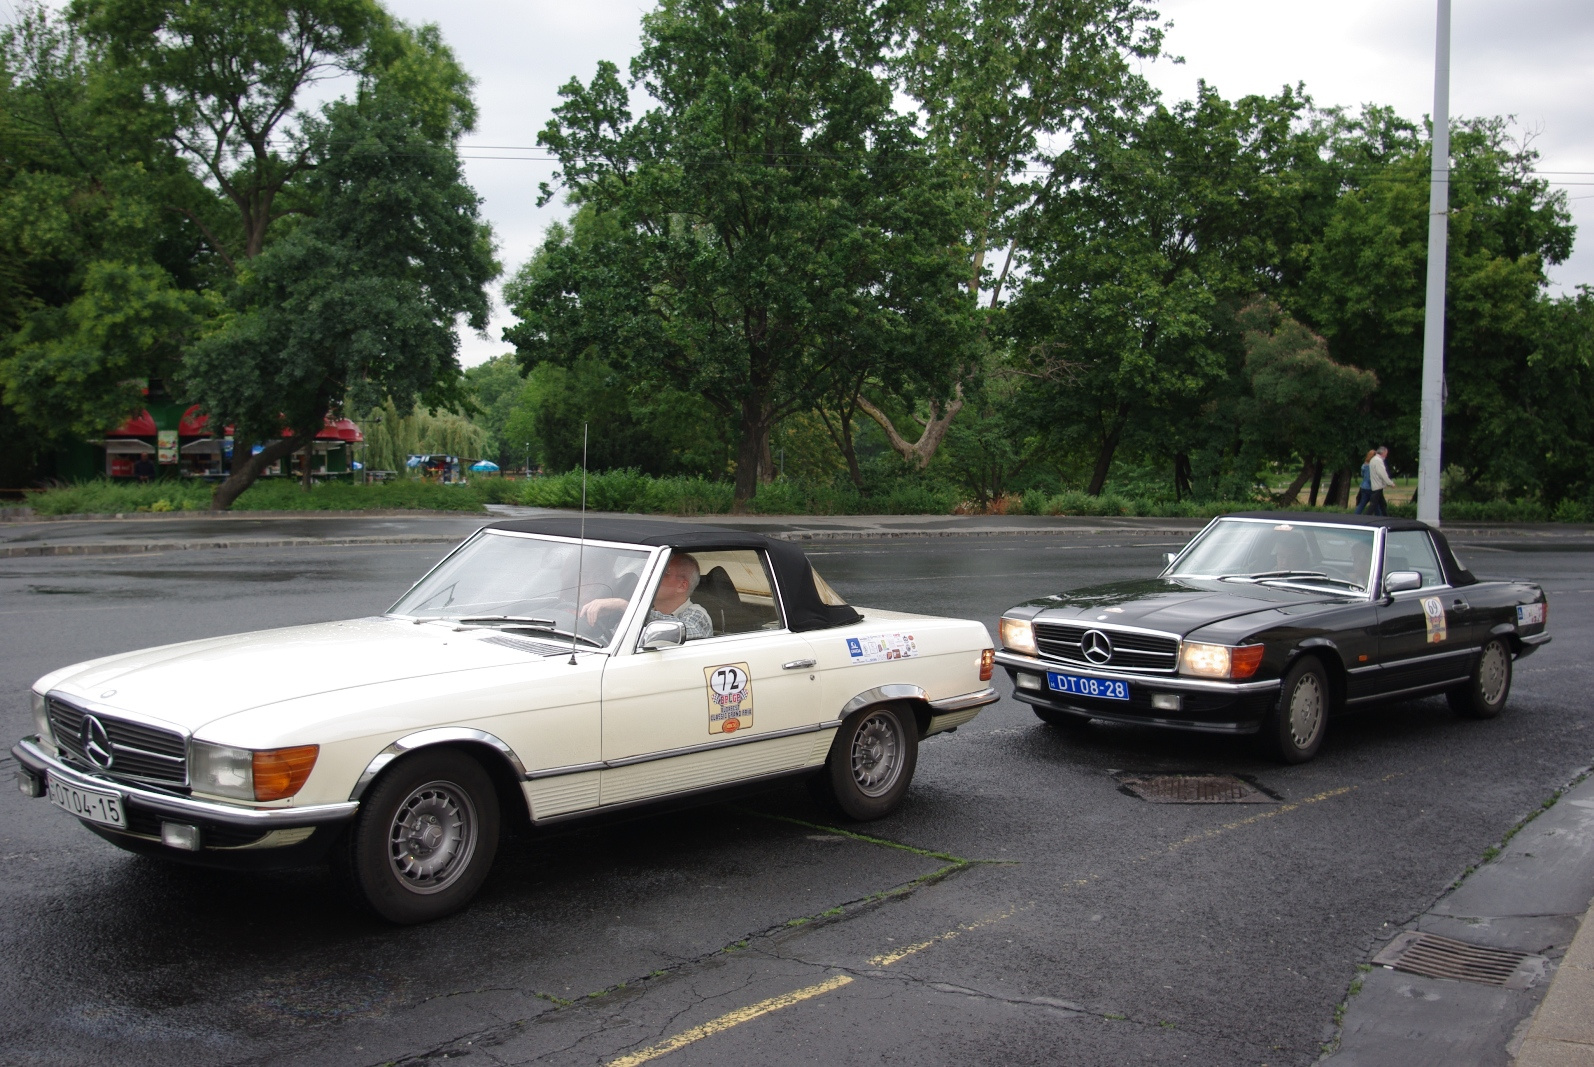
[706,663,753,734]
[1421,596,1447,643]
[846,632,919,664]
[1517,603,1545,625]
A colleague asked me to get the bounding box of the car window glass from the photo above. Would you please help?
[683,550,783,636]
[1306,529,1376,589]
[1172,520,1373,586]
[1384,530,1444,588]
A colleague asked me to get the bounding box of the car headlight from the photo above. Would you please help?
[32,690,52,744]
[190,742,319,802]
[1179,642,1265,680]
[1000,617,1038,656]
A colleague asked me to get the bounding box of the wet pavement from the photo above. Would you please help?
[0,523,1591,1065]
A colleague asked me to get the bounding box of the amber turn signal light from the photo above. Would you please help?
[252,745,319,801]
[1229,644,1265,680]
[979,648,995,681]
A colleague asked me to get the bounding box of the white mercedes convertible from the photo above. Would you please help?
[14,518,996,922]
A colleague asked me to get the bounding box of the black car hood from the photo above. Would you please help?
[1013,578,1348,635]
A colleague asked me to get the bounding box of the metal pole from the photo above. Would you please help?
[1417,0,1451,526]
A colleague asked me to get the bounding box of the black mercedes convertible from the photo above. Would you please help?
[995,513,1551,763]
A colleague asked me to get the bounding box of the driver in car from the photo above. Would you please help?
[1268,531,1312,572]
[580,552,713,640]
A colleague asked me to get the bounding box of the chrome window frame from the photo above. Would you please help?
[629,545,792,653]
[1163,516,1385,603]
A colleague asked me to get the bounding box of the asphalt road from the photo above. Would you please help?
[1,527,1590,1067]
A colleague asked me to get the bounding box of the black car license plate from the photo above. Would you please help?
[1046,672,1130,701]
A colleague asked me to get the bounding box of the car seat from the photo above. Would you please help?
[693,566,740,635]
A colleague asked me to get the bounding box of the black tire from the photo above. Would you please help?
[342,748,500,924]
[1448,638,1512,719]
[1264,656,1330,764]
[1033,706,1093,730]
[813,704,919,821]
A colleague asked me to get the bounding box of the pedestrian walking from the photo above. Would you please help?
[1367,445,1394,516]
[1353,449,1376,514]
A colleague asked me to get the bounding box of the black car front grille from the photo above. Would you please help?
[1033,622,1179,673]
[48,697,188,787]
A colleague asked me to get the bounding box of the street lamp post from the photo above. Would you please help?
[1417,0,1451,525]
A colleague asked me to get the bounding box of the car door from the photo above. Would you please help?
[1374,529,1474,695]
[599,548,825,807]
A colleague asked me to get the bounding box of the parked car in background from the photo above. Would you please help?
[995,513,1550,763]
[14,519,995,923]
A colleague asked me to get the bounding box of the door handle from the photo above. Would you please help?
[782,659,817,670]
[1451,598,1470,612]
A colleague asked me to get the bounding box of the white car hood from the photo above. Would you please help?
[40,617,567,732]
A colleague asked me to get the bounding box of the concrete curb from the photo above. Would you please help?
[1514,902,1594,1065]
[0,536,462,558]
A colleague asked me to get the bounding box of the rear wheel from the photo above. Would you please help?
[812,704,919,821]
[1264,657,1329,764]
[1448,638,1512,719]
[342,749,500,924]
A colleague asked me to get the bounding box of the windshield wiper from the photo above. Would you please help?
[1257,575,1366,591]
[455,615,558,627]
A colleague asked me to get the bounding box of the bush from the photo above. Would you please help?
[28,477,487,515]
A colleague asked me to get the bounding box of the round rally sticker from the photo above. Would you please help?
[705,662,754,734]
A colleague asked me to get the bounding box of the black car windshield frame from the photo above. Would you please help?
[1167,517,1381,597]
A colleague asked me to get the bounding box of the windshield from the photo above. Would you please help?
[1169,519,1375,591]
[390,531,651,645]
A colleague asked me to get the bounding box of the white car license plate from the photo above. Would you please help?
[46,774,127,828]
[1046,672,1130,701]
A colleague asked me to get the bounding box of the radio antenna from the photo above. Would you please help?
[568,423,588,665]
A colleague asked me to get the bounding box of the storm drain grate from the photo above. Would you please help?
[1371,931,1546,989]
[1114,773,1277,804]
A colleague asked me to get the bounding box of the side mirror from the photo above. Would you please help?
[1384,570,1422,595]
[640,618,686,650]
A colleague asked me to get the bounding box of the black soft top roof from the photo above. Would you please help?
[1217,512,1474,586]
[481,517,863,631]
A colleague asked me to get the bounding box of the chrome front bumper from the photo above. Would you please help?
[992,651,1280,693]
[11,737,359,829]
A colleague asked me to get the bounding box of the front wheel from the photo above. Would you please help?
[1448,638,1512,719]
[1264,657,1330,764]
[342,748,500,924]
[813,704,919,821]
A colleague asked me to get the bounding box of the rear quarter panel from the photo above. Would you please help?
[808,608,993,719]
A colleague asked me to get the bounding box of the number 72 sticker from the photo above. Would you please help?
[705,662,754,734]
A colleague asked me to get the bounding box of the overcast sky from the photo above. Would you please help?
[376,0,1594,367]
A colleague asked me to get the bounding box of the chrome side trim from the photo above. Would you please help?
[1379,647,1474,669]
[841,684,928,718]
[13,739,358,828]
[349,727,530,802]
[530,766,817,826]
[995,650,1280,693]
[600,721,843,770]
[1345,679,1462,707]
[523,761,606,782]
[927,687,999,712]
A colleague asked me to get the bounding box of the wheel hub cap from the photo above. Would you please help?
[388,783,476,894]
[851,713,903,798]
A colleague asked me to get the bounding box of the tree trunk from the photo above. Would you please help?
[856,389,964,470]
[1174,452,1193,502]
[732,399,770,511]
[211,430,319,510]
[301,443,313,491]
[759,434,776,485]
[1277,460,1315,506]
[818,404,865,490]
[1307,459,1324,507]
[1325,467,1349,509]
[1086,404,1131,496]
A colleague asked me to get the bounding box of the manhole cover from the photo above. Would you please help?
[1115,773,1277,804]
[1372,931,1545,989]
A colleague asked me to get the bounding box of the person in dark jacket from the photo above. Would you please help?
[1353,449,1376,514]
[132,453,156,484]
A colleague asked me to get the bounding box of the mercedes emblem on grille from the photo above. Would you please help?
[81,715,114,769]
[1081,629,1114,665]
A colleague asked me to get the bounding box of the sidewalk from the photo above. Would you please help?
[1325,772,1594,1066]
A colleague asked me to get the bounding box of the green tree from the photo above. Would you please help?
[462,353,525,465]
[0,5,215,442]
[185,91,497,508]
[1297,112,1575,503]
[507,0,974,507]
[1006,84,1325,495]
[856,0,1164,466]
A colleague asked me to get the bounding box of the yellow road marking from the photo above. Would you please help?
[1163,786,1355,854]
[868,904,1023,967]
[607,974,853,1067]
